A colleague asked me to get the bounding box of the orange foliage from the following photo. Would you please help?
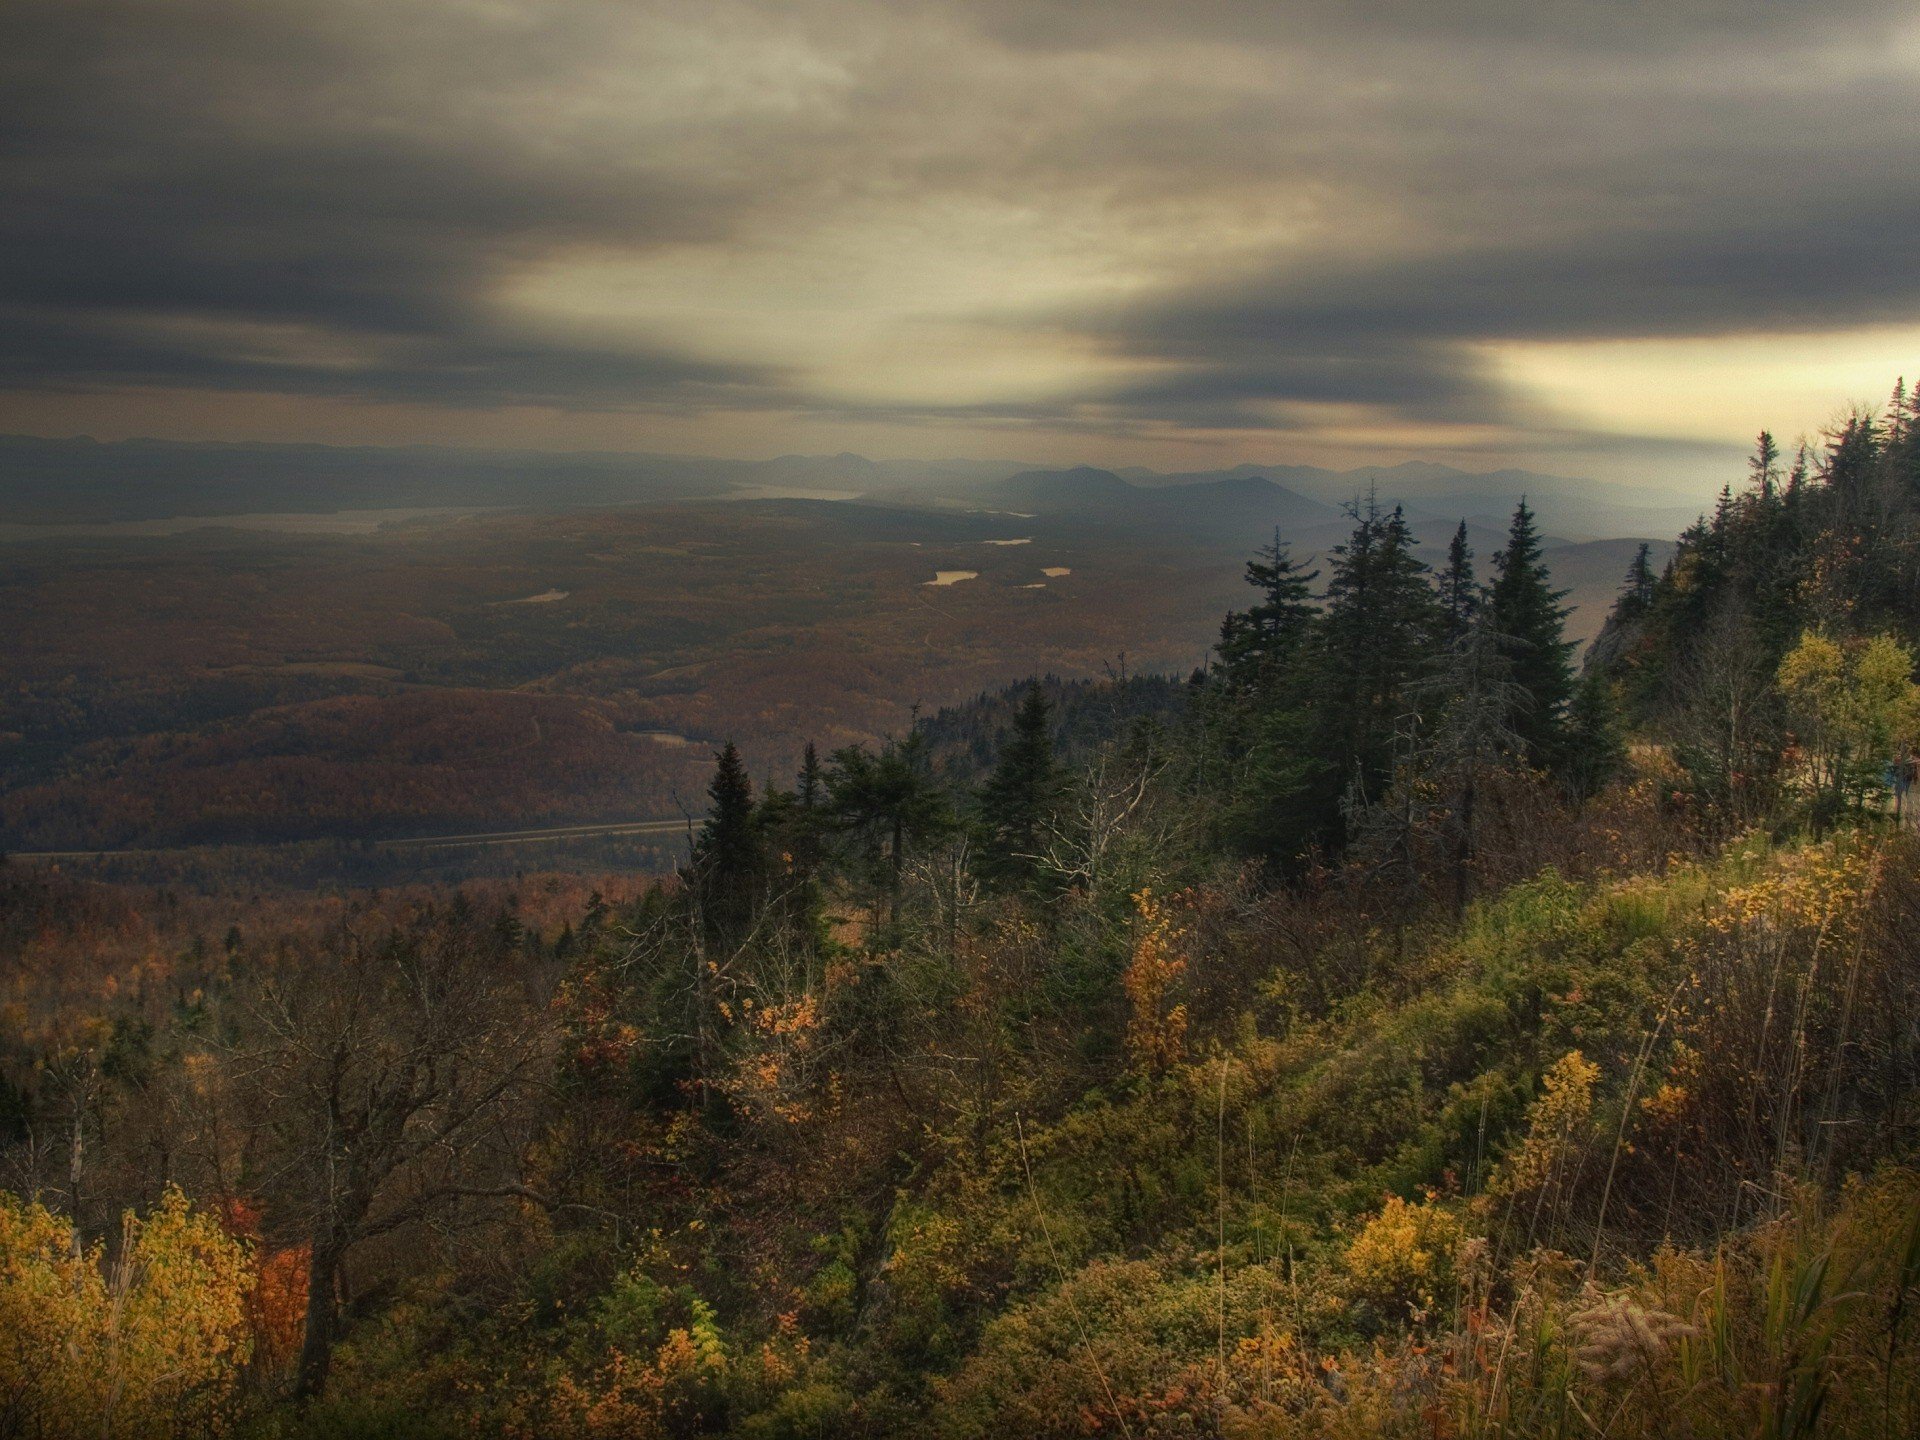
[1123,888,1189,1076]
[216,1197,310,1375]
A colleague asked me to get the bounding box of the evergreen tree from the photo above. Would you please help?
[976,682,1058,888]
[1312,495,1446,823]
[1215,530,1318,689]
[1487,499,1575,767]
[1583,543,1659,690]
[1749,430,1781,500]
[826,730,953,937]
[693,741,760,946]
[1785,444,1809,507]
[1560,671,1627,807]
[784,740,828,881]
[797,741,823,811]
[1620,543,1656,620]
[1440,520,1477,640]
[1420,607,1525,917]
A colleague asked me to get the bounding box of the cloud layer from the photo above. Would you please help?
[4,0,1917,475]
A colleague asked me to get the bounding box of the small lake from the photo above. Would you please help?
[497,589,570,605]
[632,730,696,746]
[724,485,863,502]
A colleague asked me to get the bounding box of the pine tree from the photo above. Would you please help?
[1421,607,1524,917]
[1312,495,1446,822]
[1487,499,1575,766]
[693,741,760,946]
[1215,530,1318,689]
[1560,671,1626,806]
[1785,444,1809,507]
[1202,527,1329,861]
[1619,543,1656,620]
[1749,431,1781,500]
[797,741,823,811]
[976,682,1058,888]
[758,743,822,880]
[825,730,953,937]
[1440,520,1477,640]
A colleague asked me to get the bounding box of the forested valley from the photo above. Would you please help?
[5,383,1920,1439]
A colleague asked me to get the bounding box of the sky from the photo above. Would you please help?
[4,0,1918,492]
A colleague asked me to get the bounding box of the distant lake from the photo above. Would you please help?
[496,589,570,605]
[723,485,863,502]
[0,506,500,542]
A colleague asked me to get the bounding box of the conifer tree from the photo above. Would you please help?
[756,741,830,907]
[1487,499,1575,766]
[826,730,953,935]
[1202,529,1326,860]
[1561,671,1627,806]
[1215,530,1318,689]
[1313,495,1445,821]
[1749,430,1781,499]
[1440,520,1477,640]
[694,741,760,946]
[1620,543,1656,620]
[1421,606,1524,916]
[1785,444,1809,507]
[976,682,1058,887]
[797,741,823,811]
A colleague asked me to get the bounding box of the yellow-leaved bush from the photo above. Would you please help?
[1486,1048,1600,1204]
[0,1188,254,1439]
[1345,1193,1465,1319]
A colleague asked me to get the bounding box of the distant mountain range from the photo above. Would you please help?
[889,465,1340,545]
[1045,459,1705,542]
[0,434,1709,542]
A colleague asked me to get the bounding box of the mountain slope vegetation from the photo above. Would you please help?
[2,382,1918,1438]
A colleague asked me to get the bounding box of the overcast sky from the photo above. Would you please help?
[4,1,1917,489]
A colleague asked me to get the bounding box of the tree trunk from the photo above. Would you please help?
[295,1238,344,1400]
[1452,769,1477,923]
[889,815,904,932]
[67,1099,84,1261]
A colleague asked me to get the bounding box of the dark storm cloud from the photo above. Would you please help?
[2,0,1916,437]
[953,0,1918,55]
[1090,190,1920,429]
[0,0,791,406]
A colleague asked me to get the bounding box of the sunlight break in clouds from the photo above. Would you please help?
[2,0,1917,484]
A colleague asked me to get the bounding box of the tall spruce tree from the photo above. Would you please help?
[757,741,829,903]
[693,741,760,946]
[1312,495,1446,821]
[976,682,1059,887]
[1440,520,1477,640]
[1621,542,1656,618]
[825,730,953,936]
[1487,499,1575,766]
[1749,430,1781,499]
[1215,530,1318,690]
[1561,671,1627,806]
[1420,606,1525,917]
[1204,533,1325,863]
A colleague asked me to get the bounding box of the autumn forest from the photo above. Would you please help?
[4,382,1920,1438]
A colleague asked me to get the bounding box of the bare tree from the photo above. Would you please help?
[224,908,557,1398]
[1031,742,1175,901]
[1664,601,1782,833]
